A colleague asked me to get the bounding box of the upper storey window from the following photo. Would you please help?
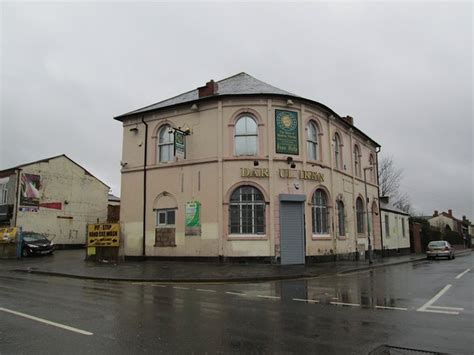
[235,115,258,156]
[306,121,319,161]
[354,145,361,177]
[369,154,376,182]
[158,125,174,163]
[334,133,342,170]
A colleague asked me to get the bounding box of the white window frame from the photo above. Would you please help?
[312,189,329,235]
[306,121,319,161]
[155,209,176,226]
[234,115,258,156]
[158,125,175,163]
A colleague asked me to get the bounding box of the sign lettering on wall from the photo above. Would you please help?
[87,223,120,247]
[240,167,324,182]
[275,110,299,155]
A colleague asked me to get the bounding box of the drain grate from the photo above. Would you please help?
[369,345,446,355]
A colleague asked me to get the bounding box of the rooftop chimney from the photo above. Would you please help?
[380,196,389,204]
[198,80,218,98]
[433,210,438,217]
[343,116,354,126]
[448,209,452,217]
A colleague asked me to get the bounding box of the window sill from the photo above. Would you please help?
[337,236,348,240]
[227,235,268,241]
[312,235,332,240]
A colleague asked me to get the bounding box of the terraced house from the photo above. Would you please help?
[115,73,382,264]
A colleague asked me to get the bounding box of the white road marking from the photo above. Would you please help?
[417,284,460,315]
[225,291,246,296]
[455,268,470,279]
[256,295,280,300]
[429,305,464,311]
[0,307,93,336]
[293,298,319,303]
[172,286,189,290]
[151,284,166,288]
[330,302,361,307]
[196,289,216,293]
[418,308,459,315]
[417,284,452,312]
[375,305,408,311]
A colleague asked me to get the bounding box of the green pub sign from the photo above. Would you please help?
[275,110,299,155]
[174,131,186,160]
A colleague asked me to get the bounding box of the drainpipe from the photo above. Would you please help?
[375,146,384,256]
[141,117,148,258]
[13,168,21,227]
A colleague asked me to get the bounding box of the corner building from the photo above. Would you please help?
[116,73,381,264]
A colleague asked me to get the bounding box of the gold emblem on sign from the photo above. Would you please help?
[281,115,292,128]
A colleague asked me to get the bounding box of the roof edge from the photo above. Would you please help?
[0,154,110,189]
[114,92,381,148]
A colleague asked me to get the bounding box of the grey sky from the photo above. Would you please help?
[1,2,472,217]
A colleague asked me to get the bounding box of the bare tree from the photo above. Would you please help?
[378,156,411,213]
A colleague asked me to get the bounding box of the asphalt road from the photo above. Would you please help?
[0,254,472,354]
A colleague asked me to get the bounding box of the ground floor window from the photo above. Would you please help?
[229,185,265,234]
[312,189,328,234]
[155,208,176,247]
[337,200,345,236]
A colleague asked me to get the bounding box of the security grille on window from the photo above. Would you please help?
[156,209,176,226]
[229,186,265,234]
[158,125,175,163]
[337,200,345,236]
[307,122,318,161]
[312,189,328,234]
[356,197,364,233]
[234,115,258,156]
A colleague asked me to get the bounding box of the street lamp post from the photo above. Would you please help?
[364,166,374,264]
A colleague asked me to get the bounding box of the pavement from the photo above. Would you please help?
[2,248,471,283]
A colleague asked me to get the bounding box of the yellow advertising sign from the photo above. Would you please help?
[0,227,18,243]
[87,223,120,247]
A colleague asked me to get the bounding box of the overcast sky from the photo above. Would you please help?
[1,1,472,218]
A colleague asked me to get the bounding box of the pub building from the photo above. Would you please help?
[115,73,381,264]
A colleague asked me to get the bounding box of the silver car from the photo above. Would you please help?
[426,240,455,260]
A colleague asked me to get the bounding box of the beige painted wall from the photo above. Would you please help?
[381,210,410,250]
[428,215,455,231]
[120,96,381,258]
[15,156,109,244]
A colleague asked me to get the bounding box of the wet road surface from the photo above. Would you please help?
[0,254,472,354]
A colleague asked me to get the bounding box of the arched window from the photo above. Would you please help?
[354,145,361,177]
[312,189,328,234]
[235,115,258,156]
[158,125,174,163]
[229,186,265,234]
[307,121,319,161]
[334,133,342,170]
[369,154,375,182]
[337,200,345,236]
[356,197,364,234]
